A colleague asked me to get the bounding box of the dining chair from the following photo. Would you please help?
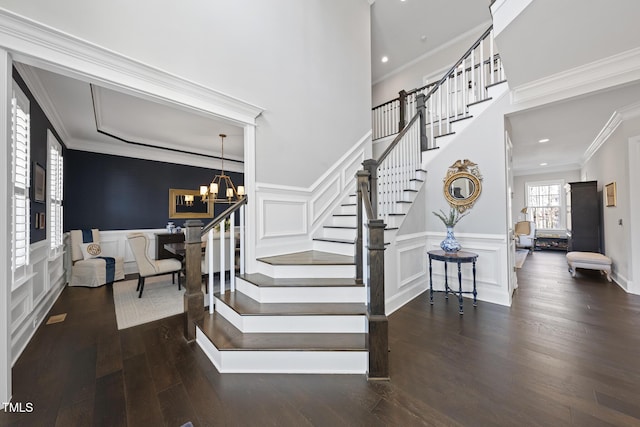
[126,233,183,298]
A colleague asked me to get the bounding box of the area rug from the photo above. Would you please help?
[112,274,185,330]
[515,249,529,269]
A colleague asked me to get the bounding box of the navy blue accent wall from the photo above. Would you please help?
[64,150,243,231]
[13,68,66,244]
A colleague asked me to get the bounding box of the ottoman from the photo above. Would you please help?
[566,251,612,282]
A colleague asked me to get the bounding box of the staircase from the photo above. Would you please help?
[194,25,507,376]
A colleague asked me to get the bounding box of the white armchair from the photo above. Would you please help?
[70,229,124,287]
[515,221,536,252]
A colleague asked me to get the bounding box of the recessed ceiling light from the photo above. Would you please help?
[538,138,550,143]
[540,162,548,166]
[420,35,427,42]
[381,56,389,63]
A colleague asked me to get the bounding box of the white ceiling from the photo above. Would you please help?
[18,1,640,179]
[370,0,492,83]
[507,81,640,174]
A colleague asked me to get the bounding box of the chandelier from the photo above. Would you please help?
[200,134,245,203]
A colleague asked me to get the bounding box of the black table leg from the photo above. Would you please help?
[429,256,434,304]
[457,262,463,314]
[444,261,449,299]
[472,260,477,307]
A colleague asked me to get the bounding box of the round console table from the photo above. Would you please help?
[427,249,479,314]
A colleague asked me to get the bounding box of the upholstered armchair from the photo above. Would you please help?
[126,233,182,298]
[69,229,125,287]
[515,221,536,252]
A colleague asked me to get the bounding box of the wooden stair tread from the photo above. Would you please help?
[257,250,354,265]
[217,291,366,316]
[313,237,355,244]
[238,273,363,288]
[198,313,367,351]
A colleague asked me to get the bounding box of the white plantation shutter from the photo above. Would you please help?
[49,132,64,253]
[11,84,30,271]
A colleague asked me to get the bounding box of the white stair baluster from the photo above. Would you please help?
[220,221,226,295]
[240,204,245,275]
[230,212,236,292]
[208,228,214,314]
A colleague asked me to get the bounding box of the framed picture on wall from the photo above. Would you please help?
[39,212,46,229]
[34,163,45,203]
[605,182,616,207]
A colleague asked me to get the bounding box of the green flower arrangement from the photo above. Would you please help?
[432,208,468,227]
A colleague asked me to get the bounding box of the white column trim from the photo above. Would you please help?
[628,135,640,295]
[0,46,12,403]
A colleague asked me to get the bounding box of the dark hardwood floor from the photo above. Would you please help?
[2,250,640,426]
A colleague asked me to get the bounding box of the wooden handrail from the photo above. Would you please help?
[376,108,422,167]
[201,196,248,235]
[423,25,493,100]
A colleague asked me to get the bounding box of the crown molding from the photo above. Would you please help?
[0,8,264,126]
[513,163,581,177]
[509,47,640,110]
[582,100,640,164]
[372,20,492,86]
[13,62,70,142]
[65,136,243,173]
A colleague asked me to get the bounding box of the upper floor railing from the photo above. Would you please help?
[371,26,504,144]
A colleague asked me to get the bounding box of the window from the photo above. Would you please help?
[526,180,565,230]
[49,130,63,255]
[11,83,30,273]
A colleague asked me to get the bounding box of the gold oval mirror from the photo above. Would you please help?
[443,160,482,212]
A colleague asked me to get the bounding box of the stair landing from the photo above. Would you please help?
[258,250,354,265]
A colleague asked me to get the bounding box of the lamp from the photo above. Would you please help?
[200,134,245,203]
[520,207,528,220]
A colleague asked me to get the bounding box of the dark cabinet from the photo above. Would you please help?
[567,181,601,253]
[155,232,185,260]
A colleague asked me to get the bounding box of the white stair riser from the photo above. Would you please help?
[487,81,508,99]
[330,215,357,227]
[313,239,355,256]
[236,278,365,303]
[338,204,357,215]
[255,261,354,279]
[215,299,366,333]
[321,227,357,240]
[197,329,367,374]
[450,118,472,134]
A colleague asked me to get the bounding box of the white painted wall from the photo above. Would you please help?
[372,23,488,106]
[423,93,513,307]
[0,0,372,188]
[582,115,640,293]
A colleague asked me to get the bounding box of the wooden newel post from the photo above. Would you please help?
[416,93,428,151]
[184,219,204,341]
[398,89,408,132]
[355,170,370,285]
[367,219,389,380]
[362,159,378,218]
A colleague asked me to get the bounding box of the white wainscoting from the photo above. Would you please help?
[385,232,429,315]
[253,132,371,259]
[11,240,66,365]
[425,232,511,307]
